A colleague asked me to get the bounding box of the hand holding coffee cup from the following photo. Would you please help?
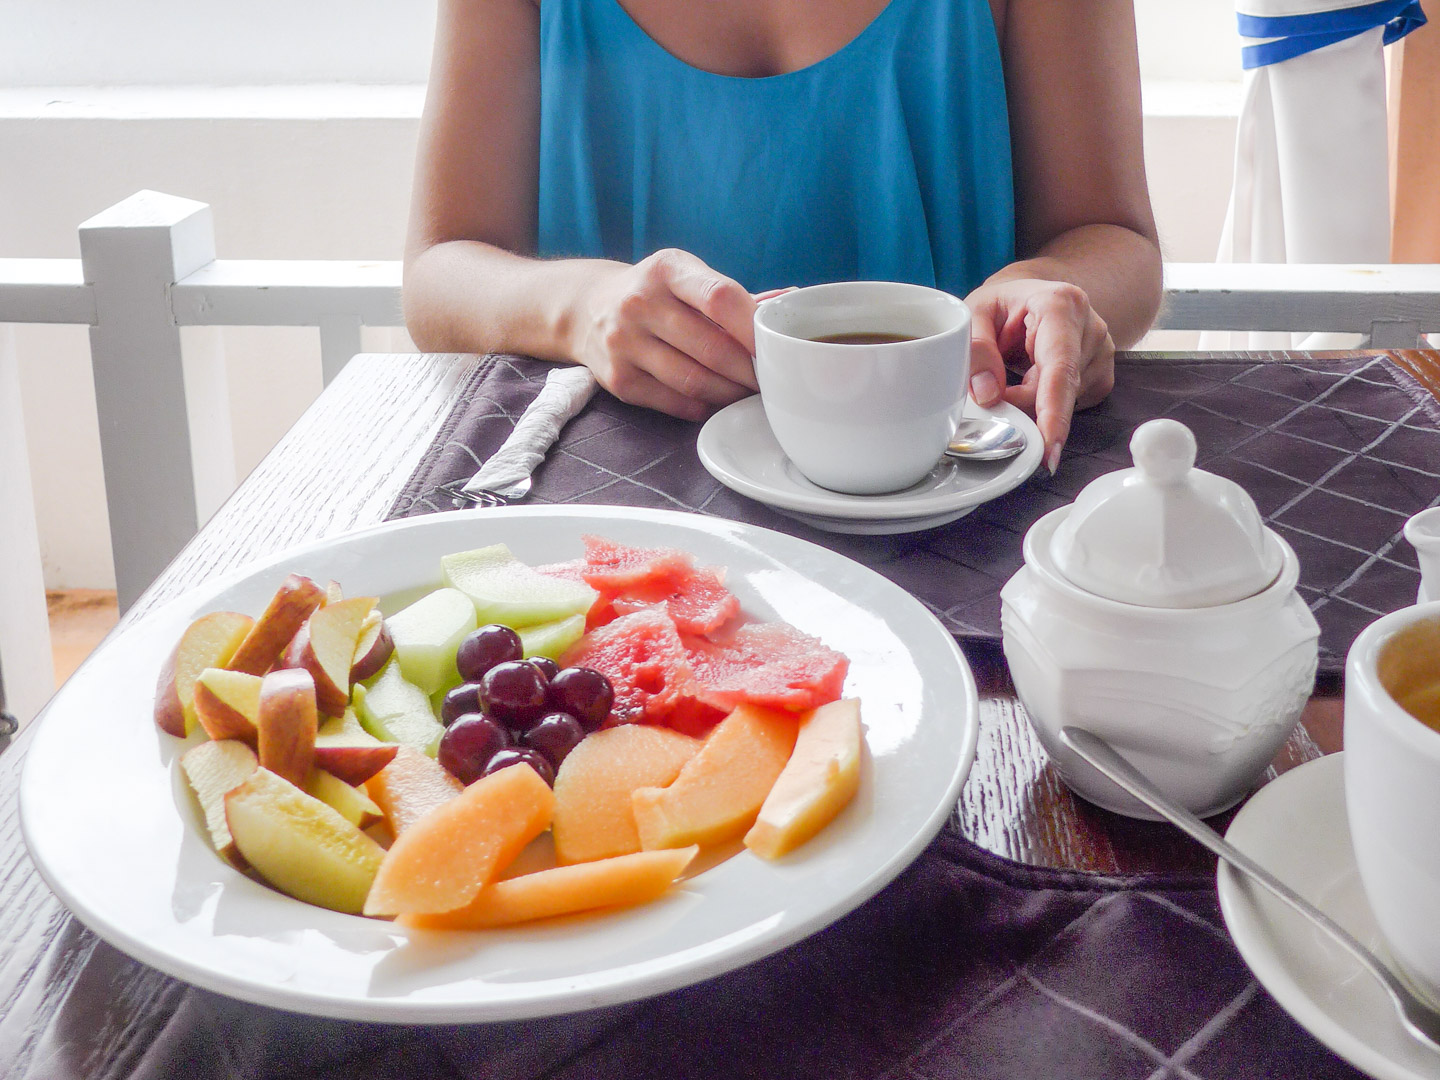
[752,282,971,495]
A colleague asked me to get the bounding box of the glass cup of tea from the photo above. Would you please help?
[752,281,971,495]
[1345,602,1440,1004]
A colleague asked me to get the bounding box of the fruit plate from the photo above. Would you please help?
[20,505,980,1023]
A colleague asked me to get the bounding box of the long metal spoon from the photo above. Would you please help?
[945,416,1027,461]
[1059,726,1440,1053]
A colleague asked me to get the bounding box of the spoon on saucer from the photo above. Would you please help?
[1060,726,1440,1054]
[945,417,1027,461]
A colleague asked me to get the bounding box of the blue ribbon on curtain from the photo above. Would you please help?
[1238,0,1427,68]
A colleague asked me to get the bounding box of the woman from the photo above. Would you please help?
[402,0,1162,473]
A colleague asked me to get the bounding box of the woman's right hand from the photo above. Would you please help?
[569,248,761,421]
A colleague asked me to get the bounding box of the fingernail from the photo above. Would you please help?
[1044,444,1062,476]
[970,370,1001,405]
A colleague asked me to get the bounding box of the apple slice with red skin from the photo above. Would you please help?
[350,609,394,684]
[193,667,263,742]
[278,605,393,686]
[154,610,256,736]
[295,596,377,716]
[257,667,318,788]
[226,574,327,677]
[313,710,397,786]
[324,580,344,604]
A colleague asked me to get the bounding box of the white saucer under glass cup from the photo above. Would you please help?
[752,281,971,496]
[1345,602,1440,1009]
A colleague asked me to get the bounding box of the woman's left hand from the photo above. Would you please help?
[964,277,1116,474]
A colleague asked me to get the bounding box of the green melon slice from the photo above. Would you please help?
[441,544,597,628]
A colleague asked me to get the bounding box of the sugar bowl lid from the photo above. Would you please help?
[1049,419,1284,608]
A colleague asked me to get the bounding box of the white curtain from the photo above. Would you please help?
[1202,0,1428,350]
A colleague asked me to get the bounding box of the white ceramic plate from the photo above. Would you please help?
[696,396,1042,531]
[1219,753,1440,1079]
[21,506,979,1023]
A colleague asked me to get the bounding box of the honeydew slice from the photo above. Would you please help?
[399,845,699,930]
[225,767,385,914]
[744,698,863,859]
[519,613,588,661]
[441,544,597,628]
[364,763,555,916]
[632,704,799,850]
[384,587,477,693]
[354,661,445,754]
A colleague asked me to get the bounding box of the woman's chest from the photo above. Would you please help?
[603,0,1006,78]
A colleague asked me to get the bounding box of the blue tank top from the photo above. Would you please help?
[537,0,1016,298]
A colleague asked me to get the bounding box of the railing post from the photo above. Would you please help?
[318,315,364,385]
[79,191,227,611]
[1369,318,1424,348]
[0,325,55,726]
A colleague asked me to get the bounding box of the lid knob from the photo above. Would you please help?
[1131,419,1195,485]
[1049,419,1284,608]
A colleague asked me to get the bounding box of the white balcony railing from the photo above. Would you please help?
[4,188,1440,725]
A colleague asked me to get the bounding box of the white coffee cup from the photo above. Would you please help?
[1345,601,1440,1001]
[752,281,971,495]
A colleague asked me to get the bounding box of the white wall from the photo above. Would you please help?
[0,1,435,85]
[1,0,1244,591]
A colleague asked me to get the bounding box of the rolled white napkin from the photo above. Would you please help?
[460,364,599,496]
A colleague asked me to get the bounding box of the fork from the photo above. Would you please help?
[439,474,534,509]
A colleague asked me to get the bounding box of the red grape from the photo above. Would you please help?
[521,711,585,770]
[527,656,560,682]
[483,746,555,787]
[547,667,614,732]
[437,714,512,785]
[456,624,523,683]
[440,682,484,725]
[481,660,550,728]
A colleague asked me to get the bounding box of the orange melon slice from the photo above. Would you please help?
[364,745,463,836]
[632,704,798,850]
[363,763,555,916]
[399,845,698,930]
[744,698,863,859]
[552,724,702,864]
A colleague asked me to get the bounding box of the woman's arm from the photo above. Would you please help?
[403,0,758,420]
[966,0,1163,471]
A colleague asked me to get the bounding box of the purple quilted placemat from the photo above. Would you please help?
[122,834,1363,1080]
[390,352,1440,677]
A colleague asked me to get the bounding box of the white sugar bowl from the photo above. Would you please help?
[1000,419,1320,819]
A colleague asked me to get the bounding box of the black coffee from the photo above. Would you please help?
[808,331,920,345]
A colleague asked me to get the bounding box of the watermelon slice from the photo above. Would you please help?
[560,607,694,724]
[579,536,693,592]
[680,623,849,714]
[609,564,741,635]
[573,538,741,635]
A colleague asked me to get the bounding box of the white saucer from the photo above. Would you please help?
[696,397,1043,535]
[1219,753,1440,1080]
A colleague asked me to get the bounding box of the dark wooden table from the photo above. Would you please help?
[0,351,1360,1076]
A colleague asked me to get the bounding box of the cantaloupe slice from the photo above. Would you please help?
[364,745,463,835]
[399,845,699,930]
[363,763,555,916]
[632,704,798,850]
[744,698,863,859]
[552,724,702,864]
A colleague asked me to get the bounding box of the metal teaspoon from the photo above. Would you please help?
[1059,725,1440,1054]
[945,417,1027,461]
